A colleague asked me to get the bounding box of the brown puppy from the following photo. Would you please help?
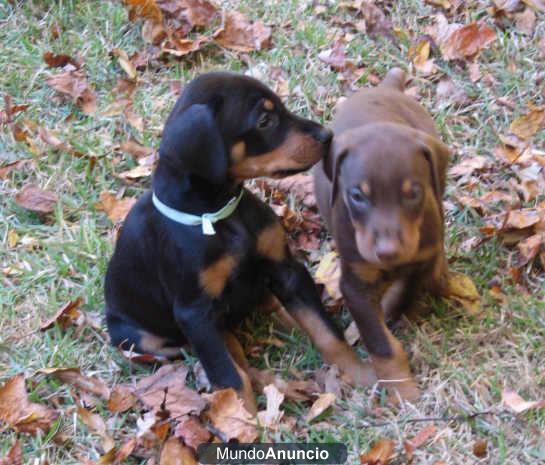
[313,68,449,401]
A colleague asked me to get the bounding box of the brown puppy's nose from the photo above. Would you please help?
[376,238,401,262]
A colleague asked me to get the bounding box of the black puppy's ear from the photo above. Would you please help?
[416,131,450,204]
[159,104,227,185]
[323,133,350,206]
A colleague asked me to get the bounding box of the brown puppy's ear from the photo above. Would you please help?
[413,130,450,205]
[159,104,227,185]
[323,133,350,206]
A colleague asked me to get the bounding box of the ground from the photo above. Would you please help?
[1,0,544,464]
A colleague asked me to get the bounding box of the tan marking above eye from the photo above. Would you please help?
[263,99,274,111]
[200,255,238,297]
[401,179,413,196]
[230,141,246,163]
[256,222,285,261]
[360,181,371,196]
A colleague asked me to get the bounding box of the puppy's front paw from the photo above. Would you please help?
[341,358,378,387]
[383,377,421,404]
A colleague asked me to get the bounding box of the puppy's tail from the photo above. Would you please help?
[379,67,406,91]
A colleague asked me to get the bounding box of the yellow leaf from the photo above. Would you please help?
[445,272,481,315]
[314,251,342,300]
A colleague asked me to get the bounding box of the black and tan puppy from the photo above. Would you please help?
[105,72,375,413]
[313,68,450,401]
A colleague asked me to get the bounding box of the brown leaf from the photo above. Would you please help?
[46,69,97,114]
[444,271,481,315]
[174,415,211,450]
[124,108,144,132]
[515,7,536,34]
[449,155,489,177]
[411,39,436,76]
[204,388,257,442]
[215,11,271,52]
[77,405,115,452]
[96,192,137,224]
[248,367,319,402]
[318,39,357,74]
[516,233,544,266]
[473,439,488,458]
[358,1,392,36]
[40,298,83,331]
[165,0,219,29]
[39,126,81,156]
[15,185,58,214]
[523,0,545,11]
[360,438,396,465]
[108,385,136,413]
[257,384,285,428]
[441,22,497,60]
[265,173,317,207]
[125,0,163,22]
[0,374,57,435]
[407,425,437,448]
[136,364,207,418]
[1,95,29,124]
[112,48,137,79]
[502,389,545,413]
[0,441,22,465]
[119,138,154,159]
[509,105,545,139]
[436,77,469,107]
[315,252,342,301]
[43,51,80,69]
[39,367,110,400]
[468,62,482,82]
[160,437,198,465]
[115,437,138,462]
[0,159,32,180]
[305,392,336,422]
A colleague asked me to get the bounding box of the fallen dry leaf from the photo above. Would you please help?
[40,298,83,331]
[315,365,342,398]
[15,185,58,214]
[215,11,271,52]
[265,173,317,207]
[0,159,32,180]
[305,392,336,422]
[136,363,207,418]
[114,437,138,462]
[46,69,97,114]
[204,388,257,442]
[449,155,489,177]
[257,384,284,428]
[248,367,320,402]
[515,7,536,35]
[77,405,115,452]
[120,138,154,159]
[509,105,545,140]
[516,233,544,266]
[411,39,436,75]
[407,425,437,449]
[174,415,211,450]
[315,251,342,301]
[0,374,57,435]
[97,192,137,223]
[473,439,488,458]
[318,39,357,75]
[444,271,481,315]
[39,126,81,156]
[39,367,110,400]
[436,77,469,107]
[502,389,545,413]
[441,21,497,60]
[360,438,396,465]
[358,0,392,36]
[0,441,22,465]
[124,108,144,132]
[108,385,136,413]
[43,51,79,69]
[112,48,137,79]
[124,0,163,22]
[160,436,198,465]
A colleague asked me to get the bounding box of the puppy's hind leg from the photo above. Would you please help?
[106,313,181,358]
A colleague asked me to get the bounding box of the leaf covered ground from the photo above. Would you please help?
[1,0,545,464]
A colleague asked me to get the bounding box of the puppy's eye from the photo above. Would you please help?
[403,182,423,207]
[256,112,276,130]
[349,187,370,206]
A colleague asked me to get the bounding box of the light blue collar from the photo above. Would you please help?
[152,189,244,235]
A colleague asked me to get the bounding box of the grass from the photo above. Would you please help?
[1,0,545,464]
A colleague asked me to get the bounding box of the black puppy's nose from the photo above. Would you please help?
[315,127,333,144]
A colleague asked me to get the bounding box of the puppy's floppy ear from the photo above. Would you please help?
[323,133,350,206]
[414,130,450,204]
[159,104,227,185]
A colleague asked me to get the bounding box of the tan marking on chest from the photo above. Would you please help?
[350,262,381,284]
[200,255,238,297]
[230,141,246,163]
[256,222,285,261]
